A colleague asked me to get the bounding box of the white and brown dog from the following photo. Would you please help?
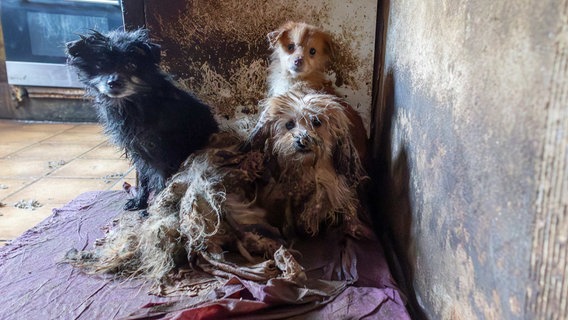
[266,21,368,162]
[249,89,371,239]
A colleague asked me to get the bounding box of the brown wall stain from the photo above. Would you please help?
[143,0,376,127]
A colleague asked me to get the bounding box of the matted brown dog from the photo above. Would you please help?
[249,89,371,239]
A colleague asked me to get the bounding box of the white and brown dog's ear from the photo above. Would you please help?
[267,21,297,49]
[267,28,285,49]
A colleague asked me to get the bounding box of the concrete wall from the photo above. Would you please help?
[373,0,567,319]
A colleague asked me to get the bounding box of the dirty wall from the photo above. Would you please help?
[134,0,377,132]
[374,0,568,319]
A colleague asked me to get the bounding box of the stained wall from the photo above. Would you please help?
[373,0,568,319]
[132,0,377,132]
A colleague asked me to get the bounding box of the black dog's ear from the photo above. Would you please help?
[65,36,87,57]
[130,28,161,64]
[66,31,105,58]
[130,41,161,64]
[147,43,161,64]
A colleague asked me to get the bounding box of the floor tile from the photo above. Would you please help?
[2,178,115,206]
[0,120,21,129]
[0,159,54,178]
[64,123,103,134]
[42,131,108,145]
[0,205,61,243]
[49,158,132,179]
[0,179,35,201]
[0,143,30,158]
[0,120,135,243]
[6,143,96,161]
[0,130,56,144]
[14,122,75,133]
[80,142,125,160]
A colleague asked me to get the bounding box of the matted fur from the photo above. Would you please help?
[65,29,218,211]
[65,91,368,287]
[66,132,305,285]
[248,90,367,237]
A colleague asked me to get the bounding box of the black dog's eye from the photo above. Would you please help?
[312,117,322,127]
[285,120,295,130]
[309,48,316,55]
[125,62,137,71]
[288,43,295,52]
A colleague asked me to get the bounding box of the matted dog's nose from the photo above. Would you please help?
[294,57,303,67]
[107,75,123,89]
[295,134,311,150]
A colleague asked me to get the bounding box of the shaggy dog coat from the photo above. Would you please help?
[66,29,218,210]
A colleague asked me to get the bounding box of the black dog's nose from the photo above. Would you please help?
[296,139,307,149]
[294,57,303,67]
[107,75,123,89]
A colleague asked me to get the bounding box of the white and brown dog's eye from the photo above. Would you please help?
[288,43,295,52]
[309,48,316,56]
[285,120,295,130]
[311,117,322,127]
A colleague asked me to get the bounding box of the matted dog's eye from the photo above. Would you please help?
[309,48,316,55]
[311,117,322,127]
[285,120,295,130]
[288,43,295,52]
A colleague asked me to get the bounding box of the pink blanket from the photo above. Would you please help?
[0,191,410,319]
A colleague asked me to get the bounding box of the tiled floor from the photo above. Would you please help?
[0,120,135,245]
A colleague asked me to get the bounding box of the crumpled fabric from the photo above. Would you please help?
[0,191,410,319]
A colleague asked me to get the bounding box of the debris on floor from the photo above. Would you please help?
[102,173,125,184]
[47,160,66,169]
[13,199,43,210]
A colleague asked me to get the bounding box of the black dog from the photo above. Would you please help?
[66,29,218,211]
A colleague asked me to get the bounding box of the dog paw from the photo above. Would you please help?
[123,198,148,211]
